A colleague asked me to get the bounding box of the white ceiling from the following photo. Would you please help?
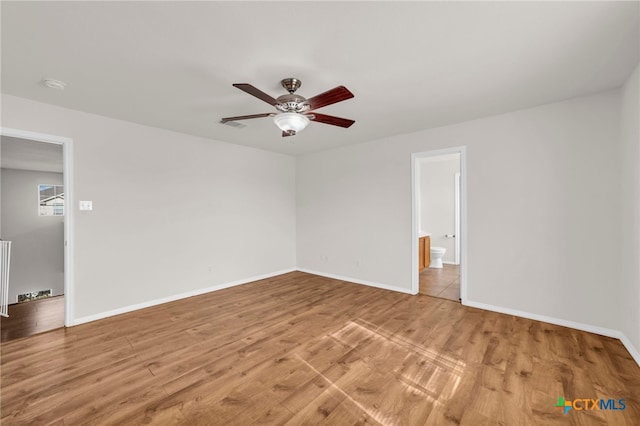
[2,1,638,156]
[1,136,63,173]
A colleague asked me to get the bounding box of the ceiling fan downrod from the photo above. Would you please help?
[280,78,301,94]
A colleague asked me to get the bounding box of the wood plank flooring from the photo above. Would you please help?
[0,296,65,342]
[419,264,460,301]
[1,272,639,425]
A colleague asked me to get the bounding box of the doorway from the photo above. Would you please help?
[0,127,74,336]
[411,147,466,302]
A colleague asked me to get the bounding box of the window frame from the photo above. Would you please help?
[38,183,65,217]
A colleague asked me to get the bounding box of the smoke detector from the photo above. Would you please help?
[43,78,67,90]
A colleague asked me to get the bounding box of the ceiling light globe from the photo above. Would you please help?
[273,112,310,133]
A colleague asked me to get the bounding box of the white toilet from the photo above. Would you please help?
[430,246,447,268]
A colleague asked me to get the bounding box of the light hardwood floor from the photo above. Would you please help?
[1,272,639,425]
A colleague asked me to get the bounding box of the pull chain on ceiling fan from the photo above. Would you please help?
[220,78,355,137]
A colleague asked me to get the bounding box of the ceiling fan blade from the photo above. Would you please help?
[308,113,355,128]
[303,86,354,110]
[220,113,273,123]
[233,83,278,106]
[282,130,296,137]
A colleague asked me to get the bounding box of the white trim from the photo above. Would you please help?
[464,299,640,366]
[464,299,620,337]
[460,148,467,303]
[454,172,461,265]
[620,334,640,367]
[411,154,419,295]
[71,268,296,326]
[0,127,75,326]
[0,127,71,145]
[411,146,467,301]
[296,268,414,295]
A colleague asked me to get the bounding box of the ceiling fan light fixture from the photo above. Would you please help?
[222,79,355,138]
[273,112,310,133]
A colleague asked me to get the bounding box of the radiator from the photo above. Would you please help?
[1,241,11,317]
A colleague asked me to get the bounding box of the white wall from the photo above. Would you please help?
[296,140,413,293]
[0,142,2,237]
[297,89,622,331]
[619,64,640,355]
[1,168,64,302]
[1,94,296,322]
[419,157,460,263]
[2,84,637,361]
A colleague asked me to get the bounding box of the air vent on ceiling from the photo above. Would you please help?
[220,120,247,129]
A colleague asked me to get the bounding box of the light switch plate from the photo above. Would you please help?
[79,200,93,211]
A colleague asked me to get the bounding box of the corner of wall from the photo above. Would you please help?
[619,62,640,362]
[71,268,296,326]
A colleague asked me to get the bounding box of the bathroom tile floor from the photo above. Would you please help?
[419,264,460,302]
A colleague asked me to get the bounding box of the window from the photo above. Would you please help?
[39,184,64,216]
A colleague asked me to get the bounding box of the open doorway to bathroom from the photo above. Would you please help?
[412,147,466,302]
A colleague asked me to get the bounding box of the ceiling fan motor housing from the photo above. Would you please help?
[275,93,309,113]
[276,78,309,112]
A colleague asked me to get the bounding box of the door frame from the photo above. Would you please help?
[1,127,74,326]
[454,172,461,265]
[411,146,467,302]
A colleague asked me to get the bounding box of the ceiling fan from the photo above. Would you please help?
[220,78,355,137]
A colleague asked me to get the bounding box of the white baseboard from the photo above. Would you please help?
[71,268,296,326]
[68,267,640,368]
[619,334,640,367]
[464,299,640,367]
[296,268,414,295]
[463,299,621,338]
